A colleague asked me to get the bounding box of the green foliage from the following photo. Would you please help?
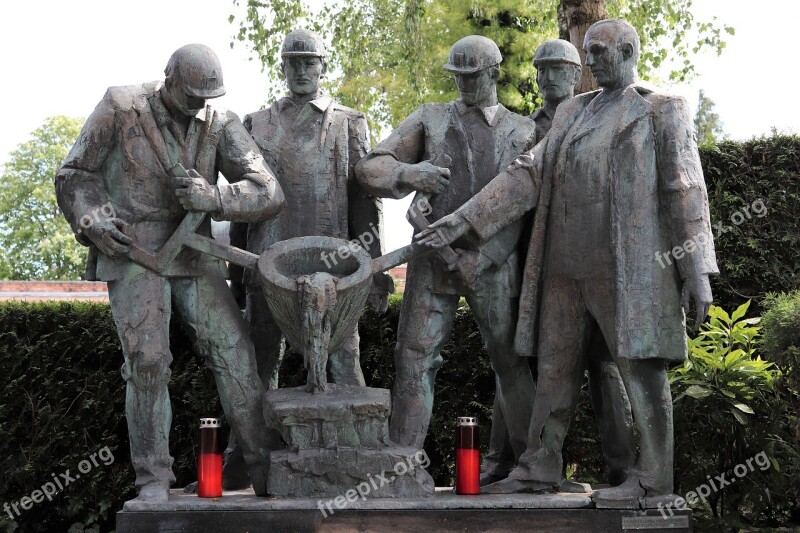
[694,89,726,147]
[700,135,800,316]
[670,302,798,529]
[609,0,734,83]
[0,302,221,532]
[0,116,87,281]
[761,291,800,449]
[2,300,797,529]
[229,0,732,138]
[671,302,774,429]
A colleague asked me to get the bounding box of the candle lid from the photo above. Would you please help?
[457,416,478,426]
[199,418,222,428]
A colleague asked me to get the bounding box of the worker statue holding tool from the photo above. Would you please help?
[224,28,392,489]
[55,44,285,501]
[355,36,537,454]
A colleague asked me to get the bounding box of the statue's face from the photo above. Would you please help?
[283,56,324,96]
[167,77,206,117]
[584,26,627,89]
[536,62,577,103]
[454,68,495,107]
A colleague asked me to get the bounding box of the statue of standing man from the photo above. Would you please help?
[481,38,636,489]
[224,29,392,488]
[356,36,537,456]
[419,20,718,500]
[55,44,285,501]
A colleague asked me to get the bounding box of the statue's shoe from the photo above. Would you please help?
[479,471,506,486]
[558,479,592,493]
[248,464,270,497]
[135,481,170,501]
[222,451,252,490]
[481,477,558,494]
[592,477,646,502]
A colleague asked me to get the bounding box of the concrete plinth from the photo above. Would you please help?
[117,488,693,532]
[268,447,434,498]
[264,385,391,450]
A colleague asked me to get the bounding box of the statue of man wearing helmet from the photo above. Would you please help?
[355,35,537,454]
[55,43,286,501]
[224,28,392,488]
[418,19,718,500]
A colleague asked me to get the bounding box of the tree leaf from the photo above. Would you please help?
[685,385,713,399]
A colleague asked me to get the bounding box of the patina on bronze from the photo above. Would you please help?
[55,44,286,501]
[481,38,636,490]
[356,35,538,458]
[419,19,718,501]
[223,28,392,489]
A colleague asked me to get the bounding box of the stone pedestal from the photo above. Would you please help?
[263,385,434,498]
[117,489,693,532]
[264,384,391,450]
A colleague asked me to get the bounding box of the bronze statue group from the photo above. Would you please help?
[56,19,716,504]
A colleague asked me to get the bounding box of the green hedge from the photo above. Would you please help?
[702,135,800,314]
[0,299,605,532]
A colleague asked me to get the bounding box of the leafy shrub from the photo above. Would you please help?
[761,291,800,439]
[670,302,798,529]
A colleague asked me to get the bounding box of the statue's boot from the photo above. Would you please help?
[481,477,557,494]
[479,456,514,486]
[135,480,171,501]
[248,463,270,497]
[480,468,511,486]
[222,445,251,490]
[591,476,646,501]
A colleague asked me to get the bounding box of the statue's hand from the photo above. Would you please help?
[682,274,713,330]
[415,212,469,248]
[367,272,395,314]
[173,169,222,212]
[448,249,492,287]
[400,159,450,194]
[84,217,133,258]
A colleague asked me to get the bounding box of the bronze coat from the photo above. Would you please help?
[459,84,719,361]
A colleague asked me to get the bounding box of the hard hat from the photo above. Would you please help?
[443,35,502,74]
[281,29,327,59]
[533,39,582,68]
[165,44,225,98]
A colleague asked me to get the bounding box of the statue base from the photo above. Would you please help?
[117,488,693,532]
[263,384,434,498]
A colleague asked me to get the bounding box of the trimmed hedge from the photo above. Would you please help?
[0,299,604,532]
[702,135,800,314]
[0,302,223,532]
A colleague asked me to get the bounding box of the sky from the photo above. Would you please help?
[0,0,793,253]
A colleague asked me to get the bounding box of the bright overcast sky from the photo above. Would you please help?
[0,0,793,252]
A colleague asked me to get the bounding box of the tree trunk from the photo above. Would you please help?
[558,0,607,94]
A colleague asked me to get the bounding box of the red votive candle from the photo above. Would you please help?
[455,416,480,495]
[197,418,223,498]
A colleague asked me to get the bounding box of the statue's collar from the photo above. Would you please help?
[454,99,500,126]
[279,95,332,113]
